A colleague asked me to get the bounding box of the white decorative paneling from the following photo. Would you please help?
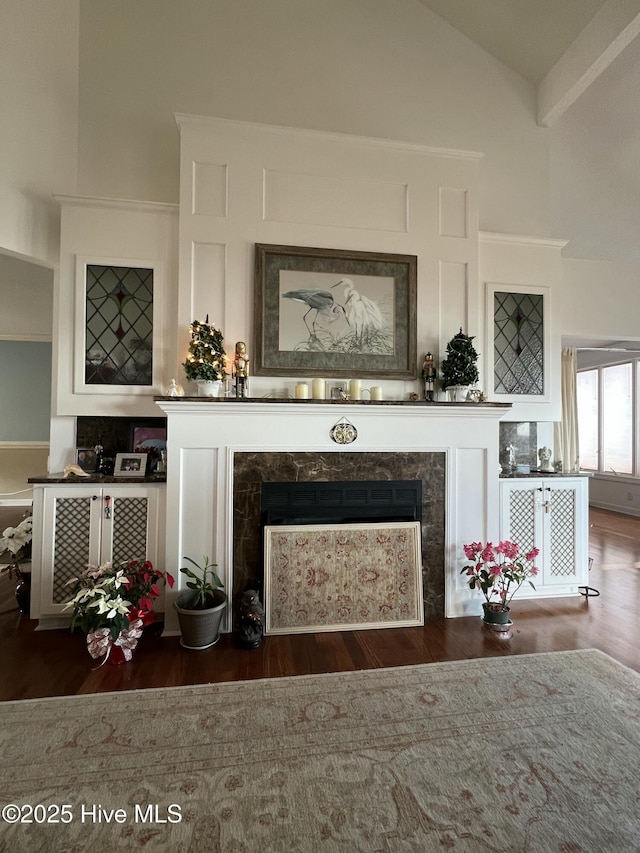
[439,187,467,238]
[263,169,408,232]
[179,447,219,572]
[439,260,468,347]
[454,447,487,585]
[192,162,228,217]
[191,242,226,324]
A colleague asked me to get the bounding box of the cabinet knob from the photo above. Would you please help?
[92,495,98,501]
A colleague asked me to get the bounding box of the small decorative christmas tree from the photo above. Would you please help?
[182,317,227,382]
[440,328,479,389]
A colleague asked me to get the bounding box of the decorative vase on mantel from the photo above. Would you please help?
[447,385,470,403]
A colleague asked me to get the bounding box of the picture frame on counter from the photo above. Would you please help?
[113,452,148,477]
[254,243,417,379]
[75,447,97,473]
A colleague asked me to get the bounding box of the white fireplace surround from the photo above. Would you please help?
[157,399,509,635]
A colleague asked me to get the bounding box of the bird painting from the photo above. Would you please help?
[331,278,385,345]
[282,289,348,338]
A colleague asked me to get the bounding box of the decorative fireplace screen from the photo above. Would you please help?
[264,521,423,635]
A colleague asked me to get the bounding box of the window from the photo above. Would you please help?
[577,369,598,470]
[577,361,636,476]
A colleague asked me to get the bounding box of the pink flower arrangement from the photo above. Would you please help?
[461,540,539,610]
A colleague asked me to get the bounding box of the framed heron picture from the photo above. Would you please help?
[254,243,417,378]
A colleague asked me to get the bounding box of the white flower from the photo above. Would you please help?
[0,517,33,556]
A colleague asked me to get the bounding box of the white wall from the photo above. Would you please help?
[0,0,79,265]
[560,258,640,341]
[77,0,550,239]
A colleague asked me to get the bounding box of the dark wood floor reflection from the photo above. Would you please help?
[2,507,638,701]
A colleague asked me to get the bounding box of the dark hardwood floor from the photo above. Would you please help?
[1,507,638,701]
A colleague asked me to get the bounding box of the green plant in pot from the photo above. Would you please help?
[440,328,479,401]
[174,555,227,649]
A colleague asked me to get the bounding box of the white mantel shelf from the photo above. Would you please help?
[155,396,512,417]
[157,397,510,633]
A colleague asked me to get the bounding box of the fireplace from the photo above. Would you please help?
[156,398,508,634]
[234,453,444,621]
[259,479,425,633]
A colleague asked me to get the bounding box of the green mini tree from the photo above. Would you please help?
[440,328,479,389]
[182,317,227,382]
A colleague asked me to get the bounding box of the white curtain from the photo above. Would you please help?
[554,347,579,472]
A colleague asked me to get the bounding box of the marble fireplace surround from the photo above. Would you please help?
[234,452,445,621]
[157,399,510,635]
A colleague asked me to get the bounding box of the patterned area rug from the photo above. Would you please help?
[1,650,639,852]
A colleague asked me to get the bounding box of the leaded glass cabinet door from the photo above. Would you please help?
[486,284,551,404]
[74,256,162,395]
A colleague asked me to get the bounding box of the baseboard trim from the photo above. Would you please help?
[589,500,640,518]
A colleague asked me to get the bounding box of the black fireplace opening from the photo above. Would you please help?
[260,480,423,527]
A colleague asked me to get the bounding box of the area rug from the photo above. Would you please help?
[264,521,423,634]
[1,650,639,852]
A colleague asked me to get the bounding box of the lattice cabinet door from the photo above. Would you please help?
[543,481,588,588]
[31,484,163,621]
[34,486,102,618]
[499,478,589,598]
[99,487,160,568]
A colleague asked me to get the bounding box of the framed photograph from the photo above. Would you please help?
[254,244,417,378]
[76,447,97,473]
[113,452,148,477]
[130,425,167,454]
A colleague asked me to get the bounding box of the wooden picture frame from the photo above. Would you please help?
[113,452,148,477]
[254,243,417,378]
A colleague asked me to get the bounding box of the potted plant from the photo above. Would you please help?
[182,316,228,397]
[0,513,33,613]
[440,328,479,401]
[461,540,539,626]
[174,555,227,649]
[64,560,174,665]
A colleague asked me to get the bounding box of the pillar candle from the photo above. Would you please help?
[349,379,361,400]
[370,386,382,400]
[311,378,325,399]
[295,383,309,399]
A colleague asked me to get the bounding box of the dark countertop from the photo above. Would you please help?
[28,473,166,485]
[500,470,592,478]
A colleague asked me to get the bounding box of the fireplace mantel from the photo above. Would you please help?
[157,398,511,634]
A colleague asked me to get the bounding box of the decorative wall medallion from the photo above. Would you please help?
[330,417,358,445]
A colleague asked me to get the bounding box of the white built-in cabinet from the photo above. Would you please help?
[31,483,166,625]
[499,477,589,598]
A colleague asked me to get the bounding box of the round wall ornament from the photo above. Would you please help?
[330,417,358,445]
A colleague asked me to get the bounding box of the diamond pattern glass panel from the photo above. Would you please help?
[549,489,576,577]
[85,265,153,386]
[494,292,543,395]
[112,498,149,564]
[508,489,536,553]
[53,497,92,603]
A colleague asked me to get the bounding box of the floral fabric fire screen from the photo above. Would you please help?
[263,522,423,635]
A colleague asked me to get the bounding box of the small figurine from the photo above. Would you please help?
[538,446,554,472]
[232,341,250,398]
[166,378,185,397]
[422,353,437,401]
[237,587,264,649]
